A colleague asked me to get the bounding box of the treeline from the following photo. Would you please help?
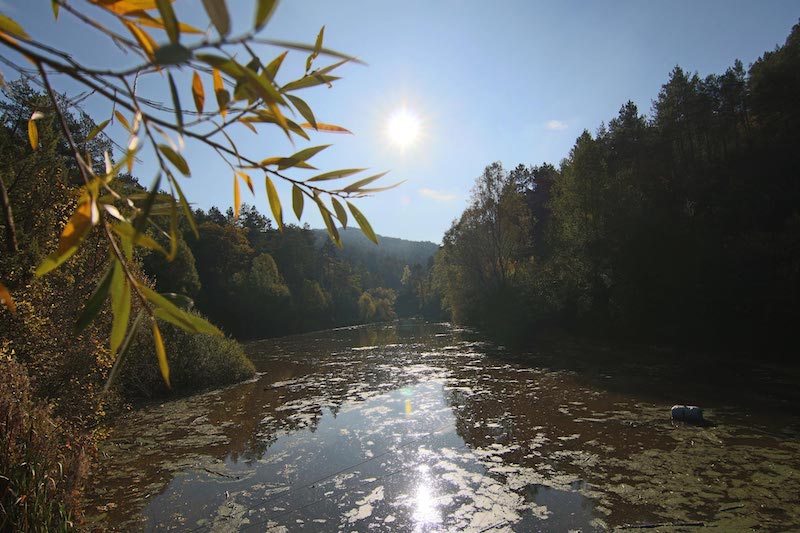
[142,204,441,339]
[435,23,800,356]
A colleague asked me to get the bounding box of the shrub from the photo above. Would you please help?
[117,312,256,401]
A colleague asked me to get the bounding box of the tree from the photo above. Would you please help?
[0,0,396,387]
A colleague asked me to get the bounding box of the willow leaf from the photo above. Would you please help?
[254,0,277,30]
[307,168,365,182]
[75,266,114,333]
[202,0,230,36]
[110,260,131,357]
[266,175,283,231]
[292,184,304,220]
[331,197,347,228]
[348,201,378,244]
[152,319,170,388]
[191,71,205,114]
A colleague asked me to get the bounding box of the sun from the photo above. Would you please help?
[386,108,421,148]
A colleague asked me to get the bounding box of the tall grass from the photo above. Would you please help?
[0,359,88,531]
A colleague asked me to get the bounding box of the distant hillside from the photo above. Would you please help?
[312,228,439,289]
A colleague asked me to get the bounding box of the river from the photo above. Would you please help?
[86,320,800,531]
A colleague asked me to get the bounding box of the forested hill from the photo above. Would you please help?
[312,228,439,288]
[433,22,800,357]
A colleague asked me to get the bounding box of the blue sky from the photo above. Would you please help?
[2,1,799,243]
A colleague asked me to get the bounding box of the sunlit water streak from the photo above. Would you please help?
[86,321,800,531]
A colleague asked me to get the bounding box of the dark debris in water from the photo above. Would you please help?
[85,321,800,531]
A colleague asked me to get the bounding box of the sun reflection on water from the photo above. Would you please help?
[412,464,442,530]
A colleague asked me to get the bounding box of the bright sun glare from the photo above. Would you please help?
[387,108,421,148]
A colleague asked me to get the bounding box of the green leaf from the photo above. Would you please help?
[342,171,389,192]
[139,284,221,335]
[292,184,304,220]
[167,72,183,132]
[167,198,178,261]
[282,74,341,92]
[306,26,324,72]
[161,293,194,310]
[348,201,378,244]
[286,94,317,130]
[112,221,169,255]
[257,39,365,65]
[353,182,405,194]
[52,1,60,20]
[110,260,131,357]
[289,144,330,164]
[264,51,288,81]
[307,168,365,182]
[154,43,192,65]
[331,197,347,228]
[254,0,277,30]
[0,14,29,40]
[158,144,190,176]
[241,62,286,105]
[197,54,245,78]
[75,266,114,333]
[152,318,170,388]
[104,310,144,394]
[85,119,110,143]
[265,175,283,231]
[133,173,161,233]
[169,175,198,238]
[201,0,230,36]
[316,197,341,248]
[155,0,179,44]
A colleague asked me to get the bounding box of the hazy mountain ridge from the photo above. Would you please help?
[312,227,440,267]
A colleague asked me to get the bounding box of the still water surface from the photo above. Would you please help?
[87,321,800,531]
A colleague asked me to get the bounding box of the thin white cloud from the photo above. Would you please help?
[419,188,457,203]
[546,120,568,131]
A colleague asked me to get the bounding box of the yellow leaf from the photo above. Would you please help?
[212,68,228,119]
[0,14,29,40]
[27,117,38,150]
[0,280,15,315]
[233,174,240,218]
[90,0,164,14]
[135,14,203,34]
[151,319,170,388]
[123,20,157,61]
[58,200,95,255]
[235,171,254,195]
[299,122,352,134]
[114,110,131,132]
[191,71,205,114]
